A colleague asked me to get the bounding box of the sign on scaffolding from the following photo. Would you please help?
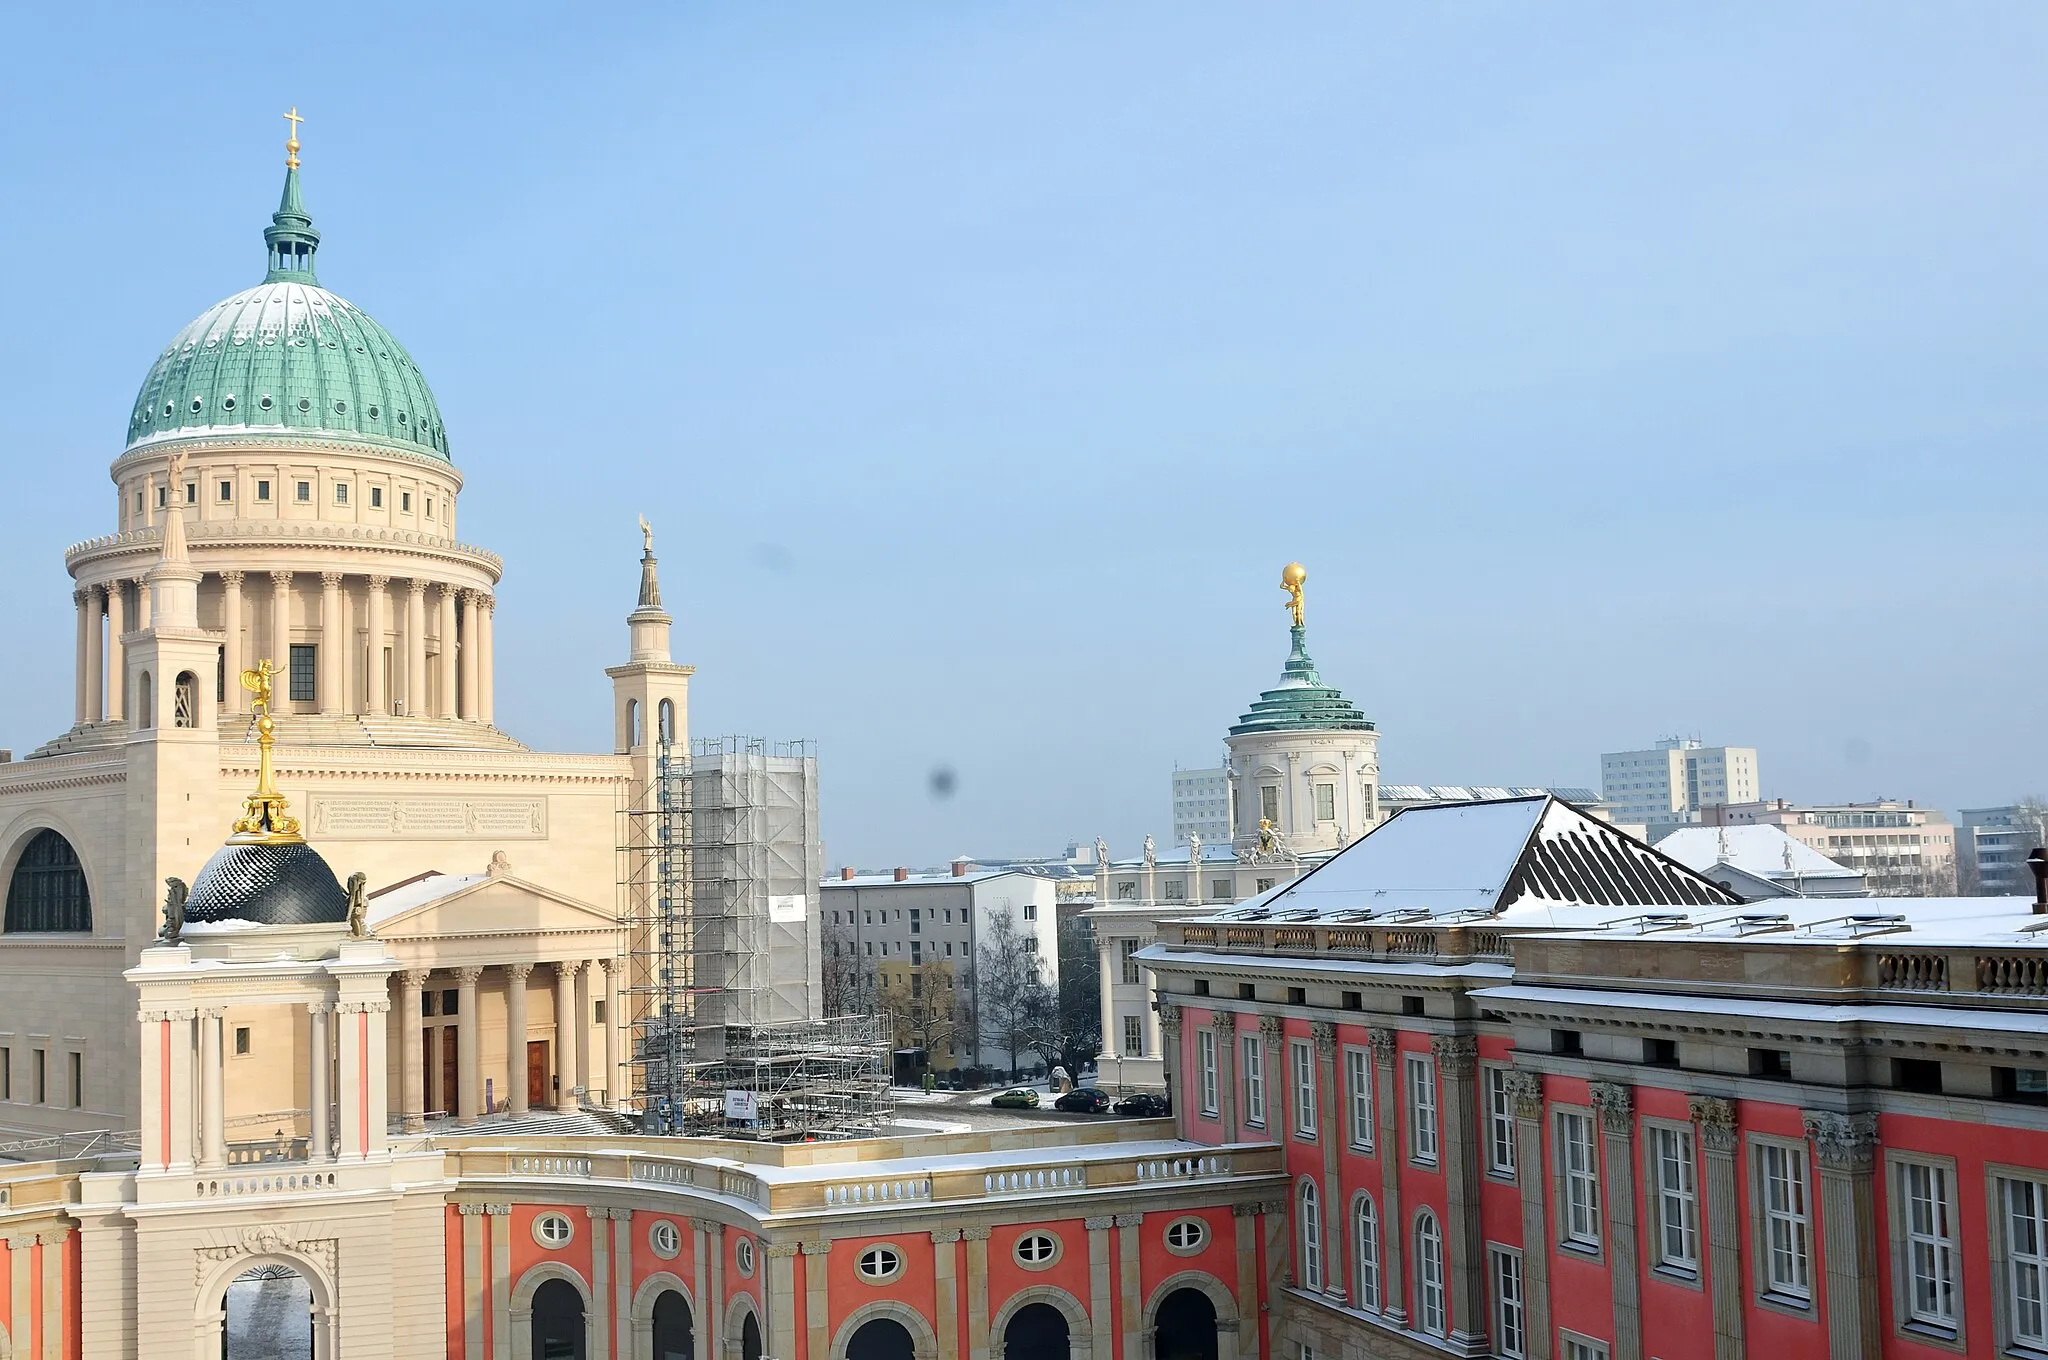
[724,1089,758,1123]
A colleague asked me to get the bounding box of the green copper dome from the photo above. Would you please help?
[124,165,450,461]
[1229,625,1375,736]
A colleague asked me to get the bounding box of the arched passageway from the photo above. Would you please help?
[653,1289,693,1360]
[223,1264,312,1360]
[1003,1301,1071,1360]
[847,1317,916,1360]
[532,1278,586,1360]
[1153,1287,1219,1360]
[741,1313,763,1360]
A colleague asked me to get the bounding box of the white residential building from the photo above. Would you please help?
[1170,765,1232,844]
[1600,737,1760,830]
[1958,804,2048,896]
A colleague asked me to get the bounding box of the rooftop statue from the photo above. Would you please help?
[1281,562,1307,629]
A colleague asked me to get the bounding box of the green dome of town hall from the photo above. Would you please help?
[124,152,450,461]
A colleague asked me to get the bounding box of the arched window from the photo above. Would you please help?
[174,671,199,728]
[1354,1193,1382,1312]
[1297,1177,1324,1292]
[657,698,674,745]
[1415,1210,1446,1337]
[5,831,91,933]
[627,698,641,749]
[136,671,153,729]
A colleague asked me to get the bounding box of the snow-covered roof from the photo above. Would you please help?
[1105,844,1242,870]
[1382,785,1601,805]
[1655,825,1860,883]
[1530,895,2043,948]
[824,868,1036,889]
[1473,984,2048,1039]
[365,872,485,926]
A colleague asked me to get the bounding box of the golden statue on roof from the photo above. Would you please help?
[231,659,303,843]
[1281,562,1307,629]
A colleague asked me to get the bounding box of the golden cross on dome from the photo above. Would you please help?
[283,107,304,169]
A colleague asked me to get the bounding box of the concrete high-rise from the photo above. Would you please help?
[1169,765,1231,844]
[1600,737,1760,830]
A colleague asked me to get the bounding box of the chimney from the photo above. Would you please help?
[952,858,970,878]
[2028,848,2047,915]
[840,866,856,881]
[894,867,909,883]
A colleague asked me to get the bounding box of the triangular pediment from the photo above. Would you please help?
[369,872,616,941]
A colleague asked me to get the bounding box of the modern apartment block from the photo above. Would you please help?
[1709,799,1958,896]
[1171,764,1233,845]
[1600,738,1760,832]
[1959,804,2048,896]
[1138,795,2046,1360]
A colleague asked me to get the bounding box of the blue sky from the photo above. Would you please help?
[3,4,2045,863]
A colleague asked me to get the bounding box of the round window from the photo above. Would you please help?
[259,395,273,411]
[649,1220,681,1260]
[855,1244,903,1283]
[367,405,380,419]
[532,1213,574,1249]
[334,400,348,415]
[1014,1233,1059,1267]
[1164,1217,1208,1254]
[298,398,312,413]
[189,397,203,413]
[221,395,236,412]
[735,1237,756,1277]
[163,402,173,417]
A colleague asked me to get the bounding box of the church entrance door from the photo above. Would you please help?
[528,1041,549,1109]
[223,1264,313,1360]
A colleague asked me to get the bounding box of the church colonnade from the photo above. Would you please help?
[395,958,624,1128]
[71,568,496,727]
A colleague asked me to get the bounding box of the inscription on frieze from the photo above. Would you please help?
[307,796,547,840]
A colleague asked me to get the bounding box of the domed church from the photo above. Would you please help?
[0,129,748,1141]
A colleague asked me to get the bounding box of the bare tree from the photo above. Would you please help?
[821,915,876,1018]
[878,959,969,1070]
[1049,914,1102,1072]
[976,911,1050,1081]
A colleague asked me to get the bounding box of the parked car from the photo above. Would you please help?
[1114,1092,1171,1117]
[990,1087,1040,1109]
[1053,1087,1113,1114]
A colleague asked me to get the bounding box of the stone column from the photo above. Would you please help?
[477,593,496,726]
[267,568,291,678]
[933,1229,963,1360]
[455,966,482,1123]
[458,590,480,721]
[458,1204,487,1360]
[405,580,428,716]
[504,964,532,1117]
[1261,1016,1282,1135]
[1592,1082,1642,1360]
[1690,1096,1745,1360]
[1505,1070,1550,1360]
[317,572,343,713]
[965,1225,993,1360]
[84,585,104,722]
[1804,1110,1881,1360]
[365,575,390,715]
[1115,1214,1143,1360]
[1085,1216,1115,1360]
[1096,937,1117,1071]
[611,1210,633,1360]
[198,1008,227,1170]
[40,1225,69,1360]
[436,585,459,719]
[219,571,245,715]
[489,1201,513,1360]
[138,1009,166,1171]
[553,961,581,1106]
[1314,1021,1344,1299]
[309,1003,332,1161]
[1369,1027,1407,1324]
[133,574,149,631]
[337,1000,371,1159]
[1437,1035,1486,1349]
[1213,1010,1239,1138]
[72,588,91,724]
[574,960,594,1105]
[693,1219,722,1360]
[105,582,126,721]
[587,1207,613,1358]
[399,971,428,1132]
[1158,1001,1185,1130]
[600,959,622,1108]
[166,1005,195,1171]
[801,1240,831,1360]
[8,1235,30,1360]
[1141,960,1164,1060]
[1231,1204,1263,1360]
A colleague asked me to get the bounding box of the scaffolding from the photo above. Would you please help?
[620,736,889,1140]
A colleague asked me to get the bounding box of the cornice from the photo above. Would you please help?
[110,434,466,488]
[67,521,501,577]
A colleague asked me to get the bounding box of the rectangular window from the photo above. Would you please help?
[295,480,311,503]
[1260,785,1280,824]
[1899,1160,1958,1332]
[1758,1141,1812,1303]
[1242,1035,1266,1126]
[156,485,166,508]
[219,480,233,502]
[1561,1336,1609,1360]
[1123,1015,1143,1057]
[369,486,383,509]
[2005,1176,2048,1349]
[1407,1053,1439,1164]
[1647,1125,1699,1272]
[1486,1066,1517,1176]
[68,1052,81,1108]
[1345,1047,1374,1150]
[1120,940,1139,986]
[426,496,435,517]
[335,483,349,505]
[32,1049,45,1105]
[184,483,196,504]
[0,1048,8,1100]
[134,490,143,515]
[256,479,271,502]
[1213,878,1231,900]
[1314,783,1336,821]
[1557,1111,1600,1248]
[401,491,412,512]
[234,1026,252,1056]
[441,988,458,1015]
[1023,904,1037,920]
[1490,1247,1526,1359]
[1291,1040,1317,1137]
[1198,1029,1219,1116]
[288,644,317,702]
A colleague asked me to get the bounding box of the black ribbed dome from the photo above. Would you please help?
[185,841,347,927]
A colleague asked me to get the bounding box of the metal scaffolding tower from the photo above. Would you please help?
[619,736,888,1140]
